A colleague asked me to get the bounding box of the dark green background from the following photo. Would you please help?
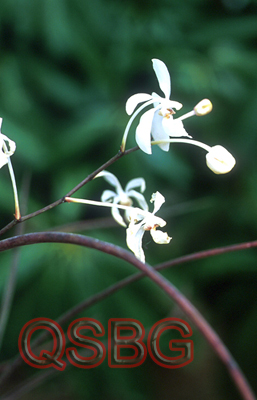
[0,0,257,399]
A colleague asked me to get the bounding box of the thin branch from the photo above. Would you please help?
[156,239,257,270]
[0,221,17,238]
[0,146,138,237]
[0,232,255,400]
[35,238,257,345]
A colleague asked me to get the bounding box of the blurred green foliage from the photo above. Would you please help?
[0,0,257,399]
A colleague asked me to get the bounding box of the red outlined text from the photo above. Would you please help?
[18,317,193,370]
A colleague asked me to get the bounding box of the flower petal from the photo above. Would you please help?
[152,93,183,112]
[151,92,163,108]
[151,111,170,151]
[136,108,156,154]
[206,145,236,174]
[126,221,145,262]
[125,177,146,193]
[150,228,172,244]
[152,59,171,99]
[150,191,165,214]
[125,93,153,115]
[168,100,183,111]
[126,189,149,211]
[143,213,167,230]
[0,132,16,169]
[162,118,190,138]
[111,206,127,227]
[129,207,148,222]
[101,190,118,203]
[1,134,16,156]
[95,170,124,194]
[0,149,8,169]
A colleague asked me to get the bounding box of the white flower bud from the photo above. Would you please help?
[194,99,213,116]
[206,145,236,174]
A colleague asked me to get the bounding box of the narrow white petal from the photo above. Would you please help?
[126,189,149,211]
[0,151,8,169]
[168,100,183,111]
[152,94,183,112]
[0,137,6,169]
[1,134,16,155]
[111,206,127,227]
[125,93,153,115]
[151,191,165,214]
[126,222,145,263]
[152,59,171,99]
[0,132,16,169]
[101,190,118,203]
[95,170,124,194]
[125,177,146,193]
[151,112,170,152]
[151,92,163,108]
[135,108,156,154]
[150,228,172,244]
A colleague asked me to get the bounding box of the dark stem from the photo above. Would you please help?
[0,232,255,400]
[40,238,257,344]
[19,238,257,355]
[0,146,138,237]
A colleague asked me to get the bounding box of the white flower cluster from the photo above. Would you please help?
[122,59,236,175]
[1,58,236,261]
[66,59,237,262]
[95,171,171,263]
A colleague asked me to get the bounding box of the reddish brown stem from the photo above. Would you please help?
[0,232,255,400]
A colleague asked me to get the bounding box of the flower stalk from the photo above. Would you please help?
[65,196,134,211]
[2,141,21,220]
[151,138,236,174]
[121,99,156,152]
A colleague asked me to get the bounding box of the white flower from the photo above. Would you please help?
[95,170,148,227]
[0,118,16,169]
[124,59,190,154]
[206,145,236,174]
[126,191,171,263]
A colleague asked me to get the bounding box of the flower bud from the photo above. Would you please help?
[194,99,213,116]
[206,145,236,174]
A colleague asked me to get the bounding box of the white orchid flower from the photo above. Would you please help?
[121,59,213,154]
[65,191,171,262]
[126,191,171,263]
[0,118,16,169]
[122,59,188,154]
[95,170,148,227]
